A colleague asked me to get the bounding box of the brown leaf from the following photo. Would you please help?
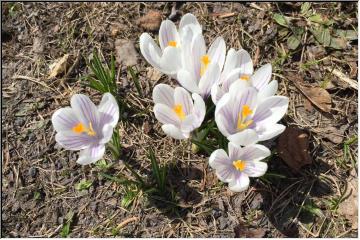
[48,54,70,79]
[115,39,138,67]
[234,223,266,238]
[317,125,347,144]
[338,169,358,229]
[136,10,162,31]
[299,85,331,112]
[277,127,312,172]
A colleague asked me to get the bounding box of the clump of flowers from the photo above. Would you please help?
[140,13,289,192]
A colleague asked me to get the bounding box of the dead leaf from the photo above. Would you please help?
[136,10,162,31]
[338,169,358,229]
[234,222,266,238]
[146,67,162,81]
[110,24,120,37]
[115,39,138,67]
[48,54,70,79]
[348,62,357,79]
[277,127,312,172]
[32,36,43,54]
[317,125,347,144]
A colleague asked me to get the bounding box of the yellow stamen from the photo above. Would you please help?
[200,54,211,76]
[240,75,250,81]
[233,160,246,172]
[237,105,253,130]
[72,122,96,136]
[168,41,177,47]
[173,104,186,120]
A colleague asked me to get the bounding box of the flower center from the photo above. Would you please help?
[240,75,250,81]
[173,104,186,120]
[200,54,211,76]
[237,105,253,130]
[233,160,246,172]
[72,122,96,136]
[168,41,177,47]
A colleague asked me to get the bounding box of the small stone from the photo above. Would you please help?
[218,216,228,230]
[28,167,37,178]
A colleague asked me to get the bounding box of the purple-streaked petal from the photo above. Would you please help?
[98,93,119,128]
[209,149,236,183]
[192,93,206,125]
[210,84,225,105]
[258,80,278,102]
[77,144,105,165]
[208,37,226,70]
[159,20,180,50]
[181,114,197,132]
[230,87,258,125]
[154,103,181,126]
[177,69,201,93]
[228,129,259,146]
[52,107,80,132]
[70,94,99,129]
[252,96,289,125]
[221,49,238,80]
[228,142,243,161]
[99,123,114,145]
[174,87,193,115]
[191,34,206,79]
[237,49,253,75]
[55,131,94,150]
[238,144,271,162]
[243,161,268,177]
[251,63,272,91]
[256,123,286,141]
[198,63,220,98]
[152,84,175,107]
[139,33,162,69]
[228,173,250,192]
[161,124,188,139]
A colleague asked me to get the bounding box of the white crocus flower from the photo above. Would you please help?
[211,54,279,104]
[52,93,119,165]
[176,33,226,99]
[209,142,270,192]
[152,84,206,139]
[140,13,202,77]
[215,86,288,146]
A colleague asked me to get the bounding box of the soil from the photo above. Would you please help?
[2,2,358,238]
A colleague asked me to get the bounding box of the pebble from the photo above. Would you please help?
[28,167,37,178]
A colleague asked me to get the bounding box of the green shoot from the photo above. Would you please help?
[75,179,93,191]
[148,148,167,194]
[128,66,143,97]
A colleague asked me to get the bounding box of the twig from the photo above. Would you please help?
[325,67,358,90]
[116,216,139,229]
[12,75,63,96]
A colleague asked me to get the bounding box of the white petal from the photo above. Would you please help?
[174,87,193,115]
[230,86,258,124]
[99,123,114,145]
[98,93,119,128]
[139,33,162,69]
[152,84,175,107]
[228,173,250,192]
[52,107,80,132]
[55,131,94,151]
[191,34,206,79]
[154,103,180,126]
[237,49,253,75]
[256,123,286,141]
[179,13,201,32]
[210,84,225,105]
[159,20,180,50]
[181,114,197,132]
[228,142,242,161]
[253,96,289,125]
[228,129,259,146]
[209,149,236,183]
[258,80,278,101]
[162,124,188,139]
[221,48,238,79]
[239,144,271,161]
[208,37,226,70]
[192,93,206,125]
[77,144,105,165]
[251,63,272,91]
[198,63,220,98]
[177,69,201,94]
[70,94,100,128]
[244,161,268,177]
[160,47,182,74]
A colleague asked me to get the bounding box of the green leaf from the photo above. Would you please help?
[300,2,311,15]
[301,202,325,218]
[310,26,331,46]
[121,189,137,208]
[128,66,143,97]
[273,13,289,27]
[334,29,357,41]
[60,211,74,238]
[329,37,348,50]
[308,14,333,26]
[75,179,93,191]
[287,34,301,50]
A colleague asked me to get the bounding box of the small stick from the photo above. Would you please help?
[325,67,358,90]
[116,216,139,229]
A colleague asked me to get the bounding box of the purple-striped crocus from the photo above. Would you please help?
[215,86,288,146]
[52,93,119,165]
[211,57,279,104]
[153,84,206,139]
[209,142,270,192]
[140,13,202,77]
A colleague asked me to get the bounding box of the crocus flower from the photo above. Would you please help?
[140,13,202,77]
[211,57,278,105]
[152,84,205,139]
[215,86,288,146]
[52,93,119,165]
[209,142,270,192]
[176,33,226,99]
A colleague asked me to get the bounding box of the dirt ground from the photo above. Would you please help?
[2,2,358,238]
